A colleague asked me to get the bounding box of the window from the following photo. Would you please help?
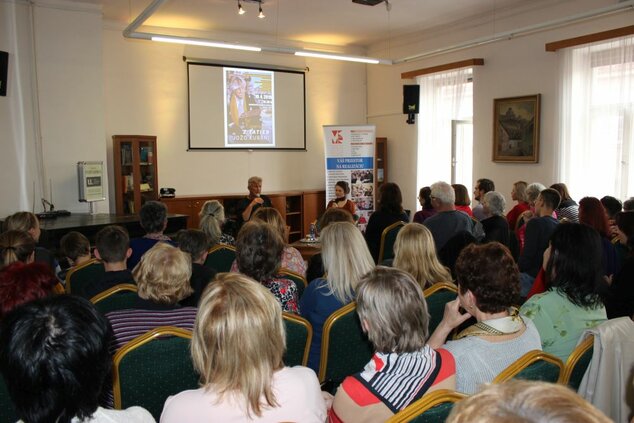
[558,36,634,199]
[417,68,473,194]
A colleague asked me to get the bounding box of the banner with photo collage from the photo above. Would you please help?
[323,125,376,233]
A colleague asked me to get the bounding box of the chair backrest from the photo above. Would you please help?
[278,268,308,300]
[423,282,458,335]
[90,284,138,315]
[283,312,312,367]
[0,375,17,423]
[386,389,467,423]
[378,221,405,263]
[493,350,564,384]
[65,258,105,297]
[318,302,374,391]
[560,335,594,390]
[203,244,236,273]
[113,326,198,420]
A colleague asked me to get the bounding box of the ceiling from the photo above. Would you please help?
[76,0,564,51]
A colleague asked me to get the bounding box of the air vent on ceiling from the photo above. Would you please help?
[352,0,385,5]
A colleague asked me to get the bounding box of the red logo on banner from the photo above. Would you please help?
[330,130,343,144]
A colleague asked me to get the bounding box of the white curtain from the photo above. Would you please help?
[416,68,473,190]
[558,35,634,199]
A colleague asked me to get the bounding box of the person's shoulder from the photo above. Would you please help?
[281,365,320,382]
[89,406,155,423]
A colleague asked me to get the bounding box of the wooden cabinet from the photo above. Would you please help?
[112,135,158,215]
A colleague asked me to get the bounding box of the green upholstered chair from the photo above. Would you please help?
[386,389,467,423]
[423,282,458,335]
[560,335,594,391]
[113,326,198,420]
[493,350,564,384]
[1,375,17,423]
[278,269,308,300]
[90,284,138,315]
[283,312,312,367]
[203,244,236,273]
[378,221,405,263]
[318,302,374,393]
[65,259,106,298]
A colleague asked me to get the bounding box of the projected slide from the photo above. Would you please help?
[224,68,275,147]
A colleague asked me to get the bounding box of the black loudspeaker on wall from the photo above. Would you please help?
[403,84,419,124]
[0,51,8,97]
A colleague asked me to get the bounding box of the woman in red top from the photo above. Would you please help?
[452,184,473,216]
[327,181,356,217]
[506,181,530,230]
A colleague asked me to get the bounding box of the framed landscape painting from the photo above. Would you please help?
[493,94,540,163]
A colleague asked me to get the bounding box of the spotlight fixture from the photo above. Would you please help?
[258,3,265,19]
[238,0,245,15]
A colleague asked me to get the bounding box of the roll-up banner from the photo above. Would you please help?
[323,125,376,232]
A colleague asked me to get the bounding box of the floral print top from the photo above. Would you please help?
[263,276,299,314]
[230,246,306,277]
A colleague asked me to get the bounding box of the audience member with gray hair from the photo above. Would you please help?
[423,181,478,251]
[516,182,547,251]
[480,191,510,246]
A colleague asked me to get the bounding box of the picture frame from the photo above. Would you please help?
[493,94,540,163]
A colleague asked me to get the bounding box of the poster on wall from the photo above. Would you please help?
[77,161,105,202]
[323,125,376,232]
[224,68,275,147]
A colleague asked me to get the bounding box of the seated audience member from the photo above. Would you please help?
[327,181,357,217]
[472,178,495,221]
[161,273,326,422]
[601,195,622,221]
[300,222,374,372]
[392,223,452,289]
[579,197,618,276]
[0,295,154,423]
[0,230,36,267]
[235,221,299,313]
[481,191,510,246]
[198,200,235,246]
[88,225,134,300]
[364,182,409,263]
[428,243,541,395]
[551,182,579,223]
[330,267,456,423]
[515,182,546,250]
[106,243,196,351]
[518,188,560,296]
[127,201,174,269]
[413,186,436,224]
[0,262,57,319]
[236,176,273,226]
[305,208,355,284]
[424,181,478,252]
[175,229,217,307]
[3,211,58,273]
[59,231,92,280]
[623,197,634,212]
[446,380,611,423]
[520,224,607,362]
[506,181,530,230]
[250,207,306,276]
[604,211,634,318]
[452,184,473,216]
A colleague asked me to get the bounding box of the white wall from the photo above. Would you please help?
[102,29,368,209]
[366,0,634,215]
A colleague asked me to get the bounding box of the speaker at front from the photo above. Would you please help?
[0,51,8,97]
[403,84,419,125]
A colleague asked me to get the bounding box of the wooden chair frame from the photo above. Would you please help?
[90,283,138,304]
[278,268,308,290]
[423,281,458,296]
[207,244,236,255]
[282,312,313,367]
[378,221,405,263]
[386,389,467,423]
[493,350,564,383]
[64,258,102,294]
[112,326,193,409]
[318,302,357,383]
[559,335,594,385]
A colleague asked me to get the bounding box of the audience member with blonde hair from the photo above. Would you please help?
[3,211,58,272]
[161,273,326,422]
[300,222,374,371]
[198,200,235,246]
[393,223,452,289]
[446,380,611,423]
[235,221,299,313]
[105,243,196,351]
[506,181,530,230]
[330,267,456,423]
[0,230,36,267]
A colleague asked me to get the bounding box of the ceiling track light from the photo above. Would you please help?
[237,0,245,15]
[258,3,265,19]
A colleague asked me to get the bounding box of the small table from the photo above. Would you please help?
[290,239,321,261]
